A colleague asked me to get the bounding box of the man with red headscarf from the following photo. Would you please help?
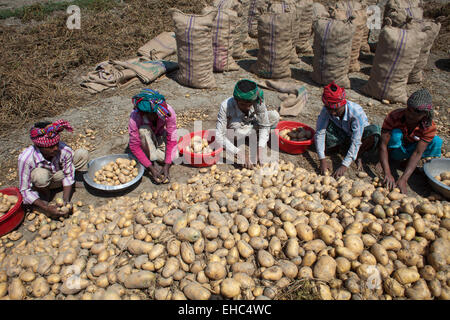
[315,82,381,178]
[18,120,89,218]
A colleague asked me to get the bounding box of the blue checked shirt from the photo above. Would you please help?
[315,101,369,167]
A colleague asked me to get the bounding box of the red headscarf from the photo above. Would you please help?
[322,81,347,109]
[30,120,73,148]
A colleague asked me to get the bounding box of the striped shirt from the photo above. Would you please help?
[315,101,369,167]
[18,142,75,205]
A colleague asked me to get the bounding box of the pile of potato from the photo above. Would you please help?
[435,171,450,187]
[186,136,213,154]
[0,161,449,300]
[279,127,312,142]
[94,158,138,186]
[0,194,19,218]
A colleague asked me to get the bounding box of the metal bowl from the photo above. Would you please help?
[83,154,145,192]
[423,158,450,200]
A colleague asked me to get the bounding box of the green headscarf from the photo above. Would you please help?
[233,79,264,102]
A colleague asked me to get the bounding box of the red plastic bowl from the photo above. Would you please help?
[275,121,315,154]
[0,187,25,237]
[178,130,224,167]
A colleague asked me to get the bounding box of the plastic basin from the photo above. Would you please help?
[178,130,223,167]
[275,121,315,154]
[0,187,25,237]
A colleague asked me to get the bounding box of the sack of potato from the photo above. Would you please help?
[0,161,449,300]
[94,158,139,186]
[0,194,18,218]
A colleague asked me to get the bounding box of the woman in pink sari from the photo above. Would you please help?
[128,89,177,183]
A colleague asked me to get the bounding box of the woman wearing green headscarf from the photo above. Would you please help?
[129,89,178,183]
[215,79,280,169]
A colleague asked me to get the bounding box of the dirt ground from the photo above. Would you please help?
[0,1,449,244]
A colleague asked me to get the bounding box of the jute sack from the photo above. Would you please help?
[248,0,269,38]
[202,6,239,72]
[311,17,355,88]
[213,0,247,59]
[313,2,330,21]
[170,9,217,88]
[407,19,441,84]
[137,32,177,60]
[295,0,314,54]
[361,20,425,104]
[250,12,292,79]
[267,0,300,64]
[383,0,423,27]
[334,1,367,72]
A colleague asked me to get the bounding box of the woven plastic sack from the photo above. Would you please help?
[313,2,330,21]
[362,20,425,103]
[334,1,367,72]
[383,0,423,27]
[171,8,217,88]
[295,0,314,54]
[250,12,292,79]
[407,19,441,84]
[311,17,356,88]
[203,6,239,72]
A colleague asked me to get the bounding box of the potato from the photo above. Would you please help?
[205,262,226,280]
[344,235,364,255]
[257,250,275,268]
[8,279,26,300]
[127,240,153,255]
[303,239,326,253]
[285,239,300,259]
[317,225,336,245]
[301,251,317,267]
[60,278,89,295]
[336,246,358,261]
[177,228,201,243]
[278,260,298,279]
[405,279,432,300]
[124,271,156,289]
[0,282,7,298]
[231,262,255,276]
[380,236,402,251]
[370,244,389,265]
[180,242,195,264]
[221,278,241,298]
[162,258,180,278]
[383,277,405,297]
[394,268,420,285]
[183,283,211,300]
[262,266,283,281]
[237,240,254,259]
[313,256,337,282]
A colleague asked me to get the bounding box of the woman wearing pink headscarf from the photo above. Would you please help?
[18,120,89,218]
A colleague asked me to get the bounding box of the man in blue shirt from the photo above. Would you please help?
[315,82,381,177]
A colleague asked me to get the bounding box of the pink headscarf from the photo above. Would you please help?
[30,120,73,147]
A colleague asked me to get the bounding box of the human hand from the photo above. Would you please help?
[383,173,396,191]
[319,159,330,175]
[148,165,163,184]
[396,178,408,194]
[160,163,171,184]
[333,165,347,178]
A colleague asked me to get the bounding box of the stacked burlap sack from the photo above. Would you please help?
[295,0,314,54]
[250,12,293,79]
[361,18,426,104]
[362,0,440,103]
[333,0,368,72]
[311,12,356,88]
